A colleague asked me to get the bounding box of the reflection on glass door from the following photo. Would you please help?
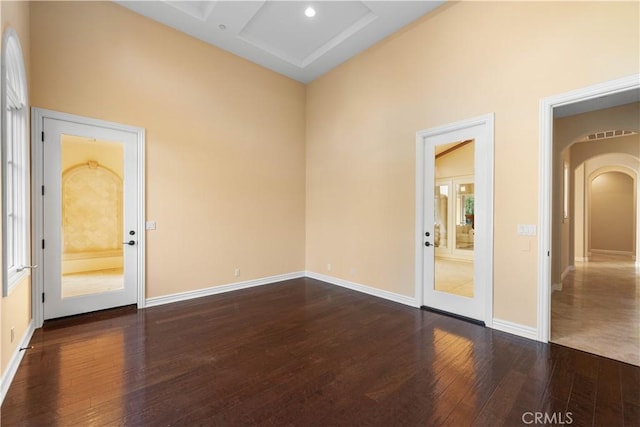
[433,141,475,299]
[434,184,449,250]
[455,183,474,251]
[61,135,124,298]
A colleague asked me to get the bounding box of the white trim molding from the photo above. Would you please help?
[492,318,538,341]
[590,249,634,256]
[1,320,34,404]
[145,271,306,307]
[306,271,420,308]
[538,74,640,343]
[552,265,575,292]
[561,265,575,281]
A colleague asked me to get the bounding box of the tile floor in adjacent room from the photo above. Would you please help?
[551,254,639,366]
[435,257,474,298]
[62,268,124,298]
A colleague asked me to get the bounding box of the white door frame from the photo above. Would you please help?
[537,74,639,343]
[415,113,494,326]
[31,108,146,327]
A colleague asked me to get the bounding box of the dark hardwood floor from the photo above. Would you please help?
[2,278,638,426]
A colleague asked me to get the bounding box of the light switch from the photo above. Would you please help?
[145,221,156,230]
[517,224,536,236]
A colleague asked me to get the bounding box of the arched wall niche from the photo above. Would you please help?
[61,161,123,274]
[573,153,639,263]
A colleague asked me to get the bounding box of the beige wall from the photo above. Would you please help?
[571,132,640,168]
[435,142,474,179]
[574,163,586,260]
[1,0,31,376]
[30,1,306,298]
[555,103,640,154]
[61,136,124,177]
[306,1,639,326]
[557,148,571,283]
[591,172,635,252]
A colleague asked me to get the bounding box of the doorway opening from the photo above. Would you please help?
[538,74,639,365]
[552,123,638,365]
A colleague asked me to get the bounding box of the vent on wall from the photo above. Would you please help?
[579,129,637,142]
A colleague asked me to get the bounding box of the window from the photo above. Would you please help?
[2,28,29,296]
[563,160,569,223]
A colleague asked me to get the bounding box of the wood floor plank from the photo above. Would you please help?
[2,278,637,426]
[594,358,624,426]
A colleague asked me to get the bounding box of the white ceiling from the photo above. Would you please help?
[554,88,640,118]
[115,1,445,83]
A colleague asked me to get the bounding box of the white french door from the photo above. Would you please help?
[416,114,494,324]
[39,114,143,320]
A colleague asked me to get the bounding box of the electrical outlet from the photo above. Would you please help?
[234,268,240,277]
[10,327,15,343]
[327,263,332,272]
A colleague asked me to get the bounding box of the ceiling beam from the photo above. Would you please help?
[435,139,473,159]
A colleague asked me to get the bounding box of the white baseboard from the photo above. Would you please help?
[145,271,306,308]
[305,271,419,308]
[561,265,575,281]
[551,265,574,292]
[575,256,588,262]
[1,320,35,405]
[491,318,538,341]
[591,249,633,256]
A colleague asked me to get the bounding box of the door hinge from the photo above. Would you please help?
[42,293,45,303]
[547,251,550,256]
[41,131,44,142]
[41,185,45,196]
[42,239,45,249]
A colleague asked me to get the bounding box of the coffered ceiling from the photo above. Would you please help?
[115,1,445,83]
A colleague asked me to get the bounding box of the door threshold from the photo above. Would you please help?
[420,305,485,327]
[43,304,137,329]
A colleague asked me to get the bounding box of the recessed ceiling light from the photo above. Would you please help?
[304,6,316,18]
[218,24,226,30]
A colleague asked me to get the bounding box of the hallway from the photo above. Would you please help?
[551,254,639,366]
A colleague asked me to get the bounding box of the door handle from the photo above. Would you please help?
[123,240,136,246]
[425,242,432,247]
[17,265,38,272]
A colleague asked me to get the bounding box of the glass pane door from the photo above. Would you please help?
[60,135,125,298]
[432,143,475,299]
